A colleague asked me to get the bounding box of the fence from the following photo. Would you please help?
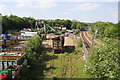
[69,33,89,61]
[82,42,88,61]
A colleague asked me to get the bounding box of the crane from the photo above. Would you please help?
[43,23,62,35]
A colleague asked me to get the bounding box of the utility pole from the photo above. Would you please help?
[94,29,98,38]
[91,29,98,47]
[92,35,95,47]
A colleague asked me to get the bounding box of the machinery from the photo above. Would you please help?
[43,24,62,35]
[40,22,62,39]
[43,24,65,53]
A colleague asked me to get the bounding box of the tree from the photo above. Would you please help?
[76,22,81,29]
[24,35,42,67]
[91,22,116,39]
[2,14,36,32]
[71,21,77,29]
[63,20,72,29]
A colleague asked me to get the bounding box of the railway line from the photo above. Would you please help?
[80,31,100,51]
[84,32,100,45]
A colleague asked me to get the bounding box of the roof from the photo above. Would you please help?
[0,55,21,61]
[0,52,22,56]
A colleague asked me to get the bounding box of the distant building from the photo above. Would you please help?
[72,19,78,22]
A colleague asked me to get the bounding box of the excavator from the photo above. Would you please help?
[43,24,62,35]
[35,21,63,39]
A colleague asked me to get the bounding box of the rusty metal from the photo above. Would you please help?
[52,36,64,53]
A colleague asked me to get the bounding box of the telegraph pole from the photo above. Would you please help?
[92,35,95,47]
[94,29,98,38]
[91,29,98,47]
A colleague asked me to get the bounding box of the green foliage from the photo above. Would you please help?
[71,21,88,30]
[90,21,119,39]
[76,39,82,48]
[44,52,90,78]
[24,35,42,68]
[104,25,118,39]
[75,39,83,55]
[43,19,72,29]
[2,14,89,32]
[42,19,88,30]
[86,39,120,79]
[71,21,78,29]
[2,14,35,32]
[25,35,42,53]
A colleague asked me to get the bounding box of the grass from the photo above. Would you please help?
[43,51,91,78]
[21,51,91,79]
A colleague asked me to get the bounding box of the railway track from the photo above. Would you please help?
[80,31,100,51]
[84,32,100,45]
[80,32,91,51]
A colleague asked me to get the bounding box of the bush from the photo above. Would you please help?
[86,39,120,79]
[75,39,83,54]
[24,35,42,53]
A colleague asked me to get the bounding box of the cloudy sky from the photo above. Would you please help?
[0,0,119,23]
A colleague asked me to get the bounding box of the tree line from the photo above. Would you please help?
[2,14,89,33]
[2,15,36,33]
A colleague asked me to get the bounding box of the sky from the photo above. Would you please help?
[0,0,119,23]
